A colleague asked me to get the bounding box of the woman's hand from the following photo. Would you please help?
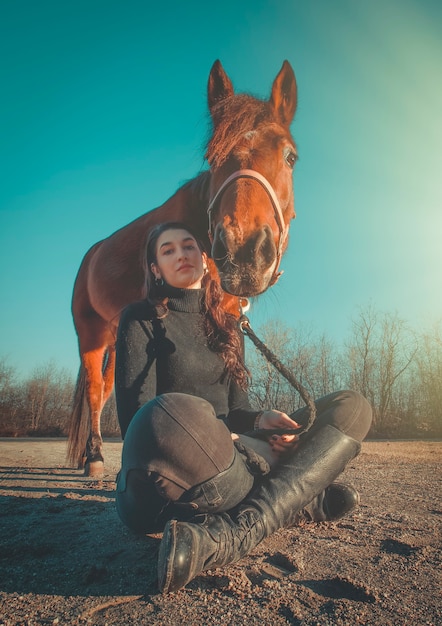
[257,409,300,455]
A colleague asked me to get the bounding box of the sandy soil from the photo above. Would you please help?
[0,438,440,625]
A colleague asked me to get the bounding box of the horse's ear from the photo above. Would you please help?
[208,60,234,112]
[270,61,297,127]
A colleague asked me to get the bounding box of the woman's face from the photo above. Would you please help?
[151,228,207,290]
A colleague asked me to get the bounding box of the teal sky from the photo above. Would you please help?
[1,0,441,378]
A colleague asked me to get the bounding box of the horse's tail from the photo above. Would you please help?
[67,365,89,468]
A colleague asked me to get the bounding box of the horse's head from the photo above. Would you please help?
[206,60,298,297]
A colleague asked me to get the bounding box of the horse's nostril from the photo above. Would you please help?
[248,225,275,264]
[262,225,276,263]
[212,231,228,262]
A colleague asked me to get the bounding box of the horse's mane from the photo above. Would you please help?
[206,94,274,168]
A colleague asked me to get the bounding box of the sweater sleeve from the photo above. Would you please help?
[222,325,261,433]
[115,304,157,439]
[225,380,261,433]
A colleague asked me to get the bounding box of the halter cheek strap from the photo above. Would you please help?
[207,169,289,273]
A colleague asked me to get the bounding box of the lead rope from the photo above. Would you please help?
[238,298,316,436]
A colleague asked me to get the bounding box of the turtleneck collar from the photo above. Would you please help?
[164,287,205,313]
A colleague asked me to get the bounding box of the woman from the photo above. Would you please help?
[114,222,372,593]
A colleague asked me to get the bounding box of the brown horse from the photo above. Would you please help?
[68,60,298,475]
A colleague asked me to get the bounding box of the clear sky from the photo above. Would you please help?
[1,0,441,378]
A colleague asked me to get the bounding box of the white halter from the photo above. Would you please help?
[207,169,289,266]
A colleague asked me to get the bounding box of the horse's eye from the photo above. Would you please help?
[284,147,297,169]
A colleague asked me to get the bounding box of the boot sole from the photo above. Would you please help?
[158,519,177,593]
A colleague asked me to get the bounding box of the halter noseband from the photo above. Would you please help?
[207,169,289,278]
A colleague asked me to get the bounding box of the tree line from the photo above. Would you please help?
[247,304,441,438]
[1,304,441,438]
[0,359,119,437]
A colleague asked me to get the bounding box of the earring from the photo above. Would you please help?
[155,277,165,287]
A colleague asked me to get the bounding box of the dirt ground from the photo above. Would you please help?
[0,439,440,626]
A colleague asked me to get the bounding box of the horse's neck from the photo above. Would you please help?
[180,170,212,224]
[185,170,212,204]
[165,170,212,244]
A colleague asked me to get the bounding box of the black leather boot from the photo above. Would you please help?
[158,424,361,593]
[301,483,360,522]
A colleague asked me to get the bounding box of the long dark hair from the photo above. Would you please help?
[146,222,249,389]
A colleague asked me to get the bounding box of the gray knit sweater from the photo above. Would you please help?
[115,288,259,438]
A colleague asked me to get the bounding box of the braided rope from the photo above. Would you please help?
[239,314,317,436]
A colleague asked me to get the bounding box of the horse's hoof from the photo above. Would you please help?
[84,460,105,477]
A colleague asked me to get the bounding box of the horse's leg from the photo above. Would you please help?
[102,343,116,406]
[74,309,116,477]
[82,346,107,477]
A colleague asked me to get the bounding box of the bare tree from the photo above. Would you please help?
[247,321,298,413]
[20,361,75,434]
[413,322,442,434]
[345,304,417,433]
[0,358,24,435]
[309,333,345,397]
[246,321,339,416]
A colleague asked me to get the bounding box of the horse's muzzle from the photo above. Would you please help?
[211,224,278,296]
